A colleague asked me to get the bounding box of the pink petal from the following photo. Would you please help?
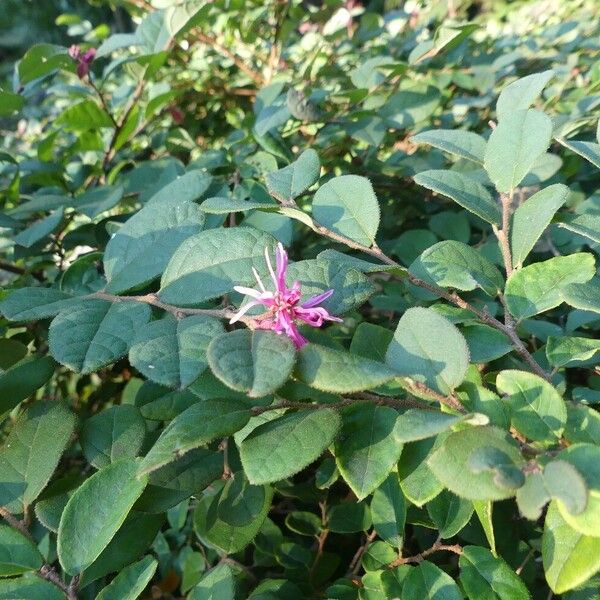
[275,242,288,290]
[277,309,307,348]
[82,48,96,63]
[295,306,342,328]
[301,288,334,308]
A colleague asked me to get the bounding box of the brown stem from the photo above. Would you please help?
[0,507,32,540]
[348,530,378,575]
[495,193,514,277]
[0,261,44,282]
[274,196,551,382]
[1,508,77,598]
[88,78,118,128]
[85,291,255,326]
[102,75,146,174]
[389,536,463,567]
[249,393,436,417]
[38,565,77,599]
[195,31,264,86]
[402,381,466,413]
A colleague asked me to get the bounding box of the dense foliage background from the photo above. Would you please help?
[1,0,599,598]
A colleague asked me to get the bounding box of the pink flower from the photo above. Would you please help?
[68,45,96,79]
[230,243,342,348]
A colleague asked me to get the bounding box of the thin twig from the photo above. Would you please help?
[0,507,32,540]
[389,536,463,567]
[494,194,514,278]
[85,291,254,325]
[249,393,437,417]
[348,530,378,575]
[0,261,44,282]
[273,194,551,382]
[195,31,264,85]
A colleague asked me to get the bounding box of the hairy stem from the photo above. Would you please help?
[389,536,463,567]
[274,196,550,382]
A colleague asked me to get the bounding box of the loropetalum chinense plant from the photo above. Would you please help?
[0,0,600,598]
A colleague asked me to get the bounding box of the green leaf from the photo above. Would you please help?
[129,314,224,389]
[217,473,271,527]
[427,490,473,538]
[0,573,65,600]
[409,240,504,296]
[312,175,380,246]
[80,405,146,469]
[18,44,70,83]
[286,259,376,315]
[394,409,463,443]
[411,129,486,163]
[371,473,406,548]
[542,502,600,594]
[402,560,463,600]
[381,85,441,129]
[413,170,501,225]
[0,525,43,576]
[49,300,151,373]
[188,563,238,600]
[295,343,397,393]
[0,355,55,414]
[285,511,322,536]
[327,502,372,533]
[559,212,600,245]
[555,444,600,537]
[543,460,588,517]
[496,370,567,444]
[58,459,148,575]
[138,399,251,475]
[104,191,206,294]
[138,448,222,513]
[459,545,531,600]
[193,481,273,553]
[505,254,596,319]
[55,99,114,132]
[79,512,164,587]
[207,330,295,398]
[0,288,79,321]
[350,322,395,362]
[564,404,600,445]
[428,426,523,501]
[546,336,600,368]
[462,324,513,363]
[386,307,470,395]
[398,438,444,506]
[159,228,277,305]
[266,149,320,203]
[240,408,341,484]
[96,555,157,600]
[14,208,64,248]
[335,404,403,500]
[200,197,277,214]
[0,90,25,116]
[0,401,76,513]
[510,184,569,268]
[562,278,600,314]
[558,138,600,169]
[496,70,554,118]
[75,185,124,219]
[484,109,553,193]
[472,501,496,555]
